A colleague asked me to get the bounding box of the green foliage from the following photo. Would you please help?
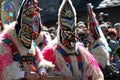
[114,45,120,57]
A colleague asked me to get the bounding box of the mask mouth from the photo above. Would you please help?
[70,42,75,48]
[20,35,32,44]
[20,35,32,49]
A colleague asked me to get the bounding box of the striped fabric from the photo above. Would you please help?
[87,3,100,40]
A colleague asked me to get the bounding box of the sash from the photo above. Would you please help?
[56,45,83,73]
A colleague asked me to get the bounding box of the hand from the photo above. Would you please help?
[39,71,48,80]
[25,72,40,80]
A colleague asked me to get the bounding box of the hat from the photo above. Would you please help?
[77,21,86,28]
[114,23,120,28]
[100,23,109,28]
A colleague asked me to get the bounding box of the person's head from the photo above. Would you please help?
[15,0,42,49]
[101,23,109,37]
[114,23,120,38]
[77,21,86,29]
[57,0,76,49]
[76,21,88,45]
[108,28,117,40]
[48,26,56,39]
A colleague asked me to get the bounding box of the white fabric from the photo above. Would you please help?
[38,67,46,73]
[14,71,25,79]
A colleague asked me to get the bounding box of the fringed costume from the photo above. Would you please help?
[41,0,104,80]
[0,0,54,80]
[87,3,120,80]
[87,3,110,69]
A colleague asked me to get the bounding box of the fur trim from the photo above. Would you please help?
[2,62,21,80]
[76,43,104,80]
[35,44,55,70]
[0,21,54,79]
[90,38,110,68]
[37,60,54,70]
[92,46,110,68]
[51,41,81,78]
[1,21,36,56]
[0,42,14,80]
[54,49,73,76]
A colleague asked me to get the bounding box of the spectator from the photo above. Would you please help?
[48,26,57,40]
[114,22,120,43]
[87,3,119,80]
[108,28,119,54]
[76,21,88,47]
[101,23,109,38]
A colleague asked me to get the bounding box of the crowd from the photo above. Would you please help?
[0,0,120,80]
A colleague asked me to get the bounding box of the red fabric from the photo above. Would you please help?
[41,46,60,70]
[0,21,2,26]
[41,46,55,64]
[64,56,70,63]
[76,56,82,62]
[0,42,13,80]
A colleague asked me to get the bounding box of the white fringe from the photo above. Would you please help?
[91,38,110,68]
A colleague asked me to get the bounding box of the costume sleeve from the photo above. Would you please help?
[0,41,14,79]
[0,40,26,79]
[76,42,104,80]
[92,44,110,68]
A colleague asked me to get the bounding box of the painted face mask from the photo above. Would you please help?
[15,0,41,49]
[58,0,77,49]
